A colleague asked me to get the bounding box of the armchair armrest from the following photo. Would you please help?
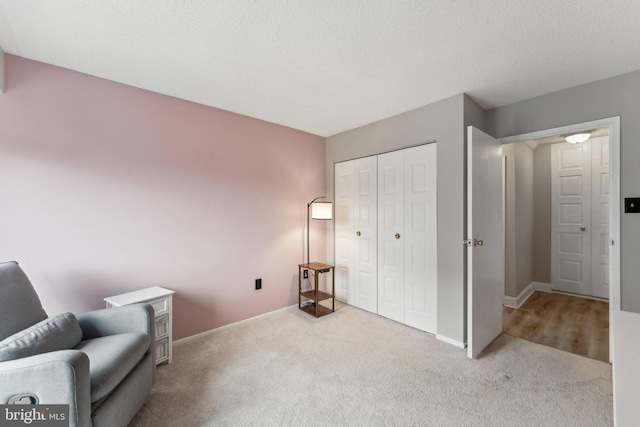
[76,303,155,342]
[0,350,91,427]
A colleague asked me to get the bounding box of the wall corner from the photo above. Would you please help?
[463,94,486,131]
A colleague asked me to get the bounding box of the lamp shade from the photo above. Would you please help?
[311,201,332,220]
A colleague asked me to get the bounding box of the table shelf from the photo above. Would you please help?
[300,289,333,302]
[298,262,335,318]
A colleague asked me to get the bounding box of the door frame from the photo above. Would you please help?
[500,116,620,362]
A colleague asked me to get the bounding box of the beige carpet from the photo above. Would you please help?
[130,303,612,426]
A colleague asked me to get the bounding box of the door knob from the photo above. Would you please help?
[395,233,401,240]
[356,231,361,236]
[580,226,587,232]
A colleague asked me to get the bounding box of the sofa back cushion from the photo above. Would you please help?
[0,262,48,341]
[0,312,83,362]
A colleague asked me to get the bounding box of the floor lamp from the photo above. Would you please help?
[307,196,333,265]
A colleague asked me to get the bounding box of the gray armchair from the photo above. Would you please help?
[0,261,156,427]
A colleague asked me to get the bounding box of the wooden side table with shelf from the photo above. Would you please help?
[298,262,335,317]
[104,286,175,365]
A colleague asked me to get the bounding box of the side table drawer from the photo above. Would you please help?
[149,297,169,317]
[155,336,169,363]
[155,314,169,338]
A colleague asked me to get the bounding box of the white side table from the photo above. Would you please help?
[104,286,175,365]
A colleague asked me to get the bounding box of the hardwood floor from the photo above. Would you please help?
[503,291,609,363]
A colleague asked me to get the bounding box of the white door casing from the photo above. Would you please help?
[334,161,354,304]
[377,150,405,323]
[591,136,610,299]
[551,142,592,295]
[353,156,378,313]
[403,144,437,333]
[500,116,619,365]
[467,127,504,359]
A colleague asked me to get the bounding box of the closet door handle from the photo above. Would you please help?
[356,231,361,237]
[395,233,401,240]
[580,226,587,232]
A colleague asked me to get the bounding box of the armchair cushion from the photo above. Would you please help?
[0,313,82,362]
[75,332,151,402]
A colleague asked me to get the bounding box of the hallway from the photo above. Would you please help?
[503,291,609,362]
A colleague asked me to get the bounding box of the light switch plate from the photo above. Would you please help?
[625,198,640,213]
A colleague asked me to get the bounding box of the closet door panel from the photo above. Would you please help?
[334,161,354,304]
[377,150,405,323]
[353,156,378,313]
[551,142,592,295]
[404,144,437,333]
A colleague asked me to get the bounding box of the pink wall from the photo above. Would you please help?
[0,55,326,340]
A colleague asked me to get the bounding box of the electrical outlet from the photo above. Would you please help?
[303,269,308,279]
[255,278,262,290]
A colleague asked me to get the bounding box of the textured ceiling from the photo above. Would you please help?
[1,1,640,137]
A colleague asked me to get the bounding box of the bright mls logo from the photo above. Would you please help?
[0,405,68,427]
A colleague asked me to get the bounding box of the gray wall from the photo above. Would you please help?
[326,94,470,343]
[514,143,534,296]
[533,144,552,283]
[486,70,640,313]
[503,143,535,298]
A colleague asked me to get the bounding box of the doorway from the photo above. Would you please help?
[499,117,620,362]
[551,132,610,298]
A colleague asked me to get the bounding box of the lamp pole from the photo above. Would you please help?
[307,196,325,266]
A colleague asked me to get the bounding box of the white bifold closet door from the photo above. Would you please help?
[334,144,437,333]
[378,144,437,333]
[334,156,378,313]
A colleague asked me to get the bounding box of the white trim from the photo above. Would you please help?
[503,281,551,308]
[437,334,465,349]
[500,116,620,365]
[173,304,298,345]
[524,140,539,150]
[532,281,552,293]
[501,118,618,146]
[503,282,535,309]
[549,289,608,302]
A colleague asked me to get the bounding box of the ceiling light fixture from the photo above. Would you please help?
[565,132,591,144]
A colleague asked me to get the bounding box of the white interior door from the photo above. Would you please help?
[591,136,610,299]
[551,142,591,295]
[334,161,354,304]
[467,127,504,359]
[377,150,405,323]
[354,156,378,313]
[404,144,437,333]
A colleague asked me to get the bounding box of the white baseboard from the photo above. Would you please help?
[173,304,298,346]
[532,281,552,292]
[436,334,465,349]
[504,282,535,309]
[504,282,552,309]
